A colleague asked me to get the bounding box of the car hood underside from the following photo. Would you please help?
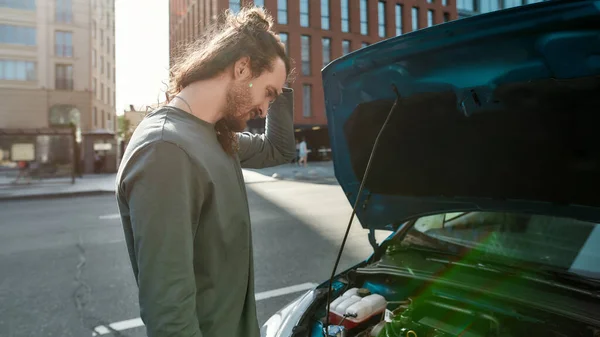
[321,0,600,231]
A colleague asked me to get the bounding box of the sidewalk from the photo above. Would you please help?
[0,161,336,201]
[0,174,117,201]
[245,161,337,183]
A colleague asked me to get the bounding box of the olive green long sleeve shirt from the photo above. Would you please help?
[115,88,295,337]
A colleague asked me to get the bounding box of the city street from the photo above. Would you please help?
[0,176,389,337]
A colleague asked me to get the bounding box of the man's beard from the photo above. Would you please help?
[221,81,254,132]
[214,81,254,155]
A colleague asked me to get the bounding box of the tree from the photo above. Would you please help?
[117,115,132,143]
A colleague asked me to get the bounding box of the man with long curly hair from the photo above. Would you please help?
[115,6,295,337]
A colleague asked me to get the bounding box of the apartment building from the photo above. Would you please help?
[457,0,546,18]
[0,0,117,175]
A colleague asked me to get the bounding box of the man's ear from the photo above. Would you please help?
[233,56,251,80]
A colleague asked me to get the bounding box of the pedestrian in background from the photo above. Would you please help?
[13,160,30,184]
[295,138,300,165]
[115,6,295,337]
[298,136,308,167]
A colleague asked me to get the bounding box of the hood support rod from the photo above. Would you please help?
[323,84,402,336]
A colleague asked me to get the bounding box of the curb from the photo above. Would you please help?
[0,190,115,202]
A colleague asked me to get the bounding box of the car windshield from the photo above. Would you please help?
[402,212,600,279]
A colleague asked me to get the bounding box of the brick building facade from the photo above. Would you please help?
[169,0,458,155]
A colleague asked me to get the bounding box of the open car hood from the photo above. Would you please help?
[322,0,600,231]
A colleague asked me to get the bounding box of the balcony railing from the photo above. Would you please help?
[55,78,74,90]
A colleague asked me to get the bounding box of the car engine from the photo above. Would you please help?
[315,276,600,337]
[352,294,503,337]
[324,286,505,337]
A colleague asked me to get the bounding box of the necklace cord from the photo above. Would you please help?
[173,96,193,115]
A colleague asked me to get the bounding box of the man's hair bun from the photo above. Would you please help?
[227,6,273,33]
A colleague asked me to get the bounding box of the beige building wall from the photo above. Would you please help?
[124,110,146,133]
[0,0,115,134]
[0,89,91,129]
[0,5,39,109]
[91,0,117,132]
[0,88,47,128]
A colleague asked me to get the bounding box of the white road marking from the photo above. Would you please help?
[99,213,120,220]
[254,282,317,301]
[91,282,318,336]
[91,317,144,336]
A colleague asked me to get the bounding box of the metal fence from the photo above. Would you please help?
[0,127,77,186]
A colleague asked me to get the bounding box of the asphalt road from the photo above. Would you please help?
[0,177,390,337]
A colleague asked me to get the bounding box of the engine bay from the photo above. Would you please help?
[308,272,600,337]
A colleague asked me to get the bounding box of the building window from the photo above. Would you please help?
[101,83,104,101]
[55,31,73,57]
[301,35,311,75]
[92,78,96,95]
[49,104,80,127]
[457,0,475,11]
[341,0,350,33]
[444,12,450,22]
[360,0,368,35]
[503,0,522,9]
[107,87,111,105]
[322,38,331,67]
[55,64,73,90]
[107,62,111,79]
[362,42,369,48]
[92,49,96,68]
[442,0,448,5]
[321,0,330,30]
[279,32,289,54]
[107,37,110,54]
[0,25,36,46]
[480,0,500,13]
[92,20,96,38]
[302,84,312,117]
[93,107,97,126]
[342,40,350,55]
[300,0,309,27]
[229,0,241,13]
[378,1,386,38]
[428,0,433,3]
[254,0,264,7]
[102,110,105,128]
[278,0,288,25]
[100,56,104,74]
[412,7,419,31]
[395,5,403,35]
[0,60,36,81]
[56,0,73,23]
[428,10,434,27]
[1,0,36,10]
